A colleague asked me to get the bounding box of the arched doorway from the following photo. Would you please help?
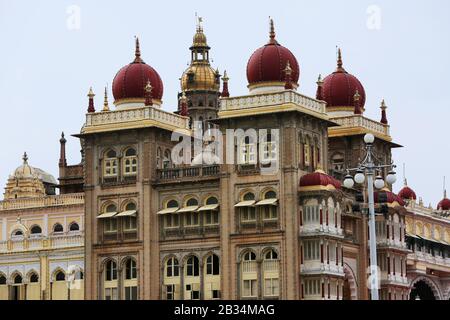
[409,277,441,300]
[343,264,357,300]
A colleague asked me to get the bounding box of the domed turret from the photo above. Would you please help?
[112,38,164,109]
[321,49,366,116]
[299,169,342,191]
[246,19,300,94]
[438,190,450,211]
[398,179,417,201]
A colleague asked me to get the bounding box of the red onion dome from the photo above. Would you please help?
[112,38,163,105]
[398,181,417,201]
[437,191,450,210]
[374,188,405,207]
[299,169,342,190]
[322,49,366,110]
[246,20,300,89]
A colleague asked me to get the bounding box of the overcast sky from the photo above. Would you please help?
[0,0,449,207]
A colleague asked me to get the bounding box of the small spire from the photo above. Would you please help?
[221,70,230,98]
[103,86,110,112]
[403,163,407,186]
[196,13,203,32]
[144,79,153,106]
[87,87,95,113]
[134,37,143,63]
[444,176,447,199]
[268,18,278,44]
[59,132,67,167]
[60,132,66,144]
[380,99,388,124]
[316,74,324,100]
[22,152,28,164]
[336,47,345,72]
[353,90,362,115]
[284,61,293,90]
[180,91,188,116]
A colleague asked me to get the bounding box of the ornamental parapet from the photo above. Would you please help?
[219,90,329,119]
[300,261,344,277]
[408,251,450,268]
[328,114,391,141]
[81,106,190,135]
[0,193,84,211]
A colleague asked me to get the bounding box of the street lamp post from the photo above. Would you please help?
[343,133,397,300]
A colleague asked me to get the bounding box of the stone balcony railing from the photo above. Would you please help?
[0,233,84,253]
[330,115,390,137]
[83,106,190,131]
[408,251,450,267]
[376,238,408,250]
[156,165,220,182]
[300,261,345,276]
[0,193,84,211]
[299,224,344,238]
[220,90,327,115]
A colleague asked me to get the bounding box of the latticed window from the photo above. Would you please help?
[123,202,137,231]
[261,133,278,162]
[166,257,179,277]
[239,136,256,165]
[104,204,117,233]
[123,148,137,176]
[264,278,279,297]
[204,197,219,226]
[304,240,320,261]
[104,150,118,177]
[304,143,310,166]
[242,279,257,297]
[261,191,278,220]
[240,193,256,222]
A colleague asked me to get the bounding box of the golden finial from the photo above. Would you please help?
[222,70,229,82]
[134,36,143,63]
[269,17,276,43]
[337,47,344,70]
[353,89,361,101]
[103,86,109,112]
[87,87,95,98]
[316,74,323,85]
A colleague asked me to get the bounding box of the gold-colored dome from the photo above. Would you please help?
[181,64,219,92]
[193,29,208,47]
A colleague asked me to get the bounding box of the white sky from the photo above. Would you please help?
[0,0,449,207]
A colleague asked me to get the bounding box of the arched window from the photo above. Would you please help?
[69,222,80,232]
[206,254,220,275]
[53,223,63,233]
[240,193,256,223]
[260,190,278,221]
[104,149,118,177]
[184,198,199,227]
[239,136,257,165]
[243,251,256,261]
[30,225,42,235]
[0,275,6,285]
[125,259,137,280]
[331,153,344,173]
[12,230,23,237]
[122,202,137,231]
[29,273,39,283]
[163,200,180,229]
[103,204,118,233]
[264,249,278,260]
[105,260,117,281]
[204,197,219,226]
[163,150,171,169]
[123,147,138,176]
[156,147,162,169]
[55,271,65,281]
[14,274,22,284]
[186,256,200,277]
[166,257,179,277]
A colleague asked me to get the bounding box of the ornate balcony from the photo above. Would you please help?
[0,233,84,253]
[328,114,391,141]
[156,165,220,183]
[0,193,84,211]
[300,261,344,276]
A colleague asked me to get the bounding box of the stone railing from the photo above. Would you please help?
[242,261,257,273]
[85,106,190,130]
[157,165,220,181]
[300,261,344,276]
[409,251,450,267]
[331,115,390,137]
[0,193,84,211]
[0,233,84,253]
[220,90,327,115]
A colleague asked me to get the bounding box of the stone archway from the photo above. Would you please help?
[409,276,442,300]
[343,263,358,300]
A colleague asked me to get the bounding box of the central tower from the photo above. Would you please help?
[179,18,221,128]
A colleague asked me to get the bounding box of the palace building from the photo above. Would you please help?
[1,19,449,300]
[0,149,84,300]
